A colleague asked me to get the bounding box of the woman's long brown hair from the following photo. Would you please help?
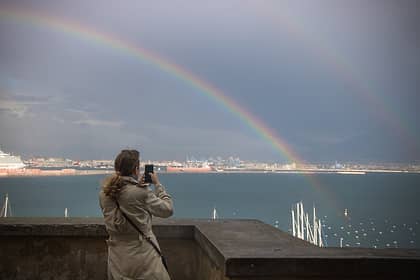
[102,149,139,198]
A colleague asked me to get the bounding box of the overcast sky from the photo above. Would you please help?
[0,0,419,162]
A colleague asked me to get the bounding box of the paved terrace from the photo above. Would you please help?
[0,218,419,279]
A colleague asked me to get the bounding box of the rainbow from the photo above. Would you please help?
[0,7,304,163]
[0,7,341,208]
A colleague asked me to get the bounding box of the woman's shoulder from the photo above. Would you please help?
[121,183,151,200]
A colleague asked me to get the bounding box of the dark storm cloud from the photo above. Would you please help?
[0,0,419,162]
[0,89,53,118]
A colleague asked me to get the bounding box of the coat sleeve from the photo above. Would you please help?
[144,184,174,218]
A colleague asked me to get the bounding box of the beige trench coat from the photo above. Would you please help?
[99,176,173,280]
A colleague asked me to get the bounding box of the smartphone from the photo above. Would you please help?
[144,164,154,184]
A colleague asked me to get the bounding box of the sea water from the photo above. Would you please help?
[1,172,419,249]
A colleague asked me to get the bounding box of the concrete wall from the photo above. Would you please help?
[0,236,107,280]
[0,218,419,280]
[0,218,227,280]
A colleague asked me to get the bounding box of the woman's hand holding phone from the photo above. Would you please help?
[139,171,160,187]
[139,174,149,187]
[150,172,160,186]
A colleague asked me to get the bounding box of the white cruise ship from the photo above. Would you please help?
[0,148,25,169]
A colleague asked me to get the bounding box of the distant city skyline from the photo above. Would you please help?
[1,1,419,162]
[16,151,420,165]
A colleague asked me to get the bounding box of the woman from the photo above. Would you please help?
[99,149,173,280]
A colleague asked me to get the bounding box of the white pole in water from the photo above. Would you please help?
[318,219,323,247]
[296,203,299,238]
[296,203,300,238]
[1,193,11,217]
[212,207,218,220]
[291,208,296,237]
[340,237,343,248]
[300,202,305,239]
[305,213,312,243]
[64,208,69,218]
[4,194,8,217]
[313,205,317,245]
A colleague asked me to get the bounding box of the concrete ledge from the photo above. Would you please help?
[1,218,419,279]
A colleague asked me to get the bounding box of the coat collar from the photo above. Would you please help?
[119,175,139,185]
